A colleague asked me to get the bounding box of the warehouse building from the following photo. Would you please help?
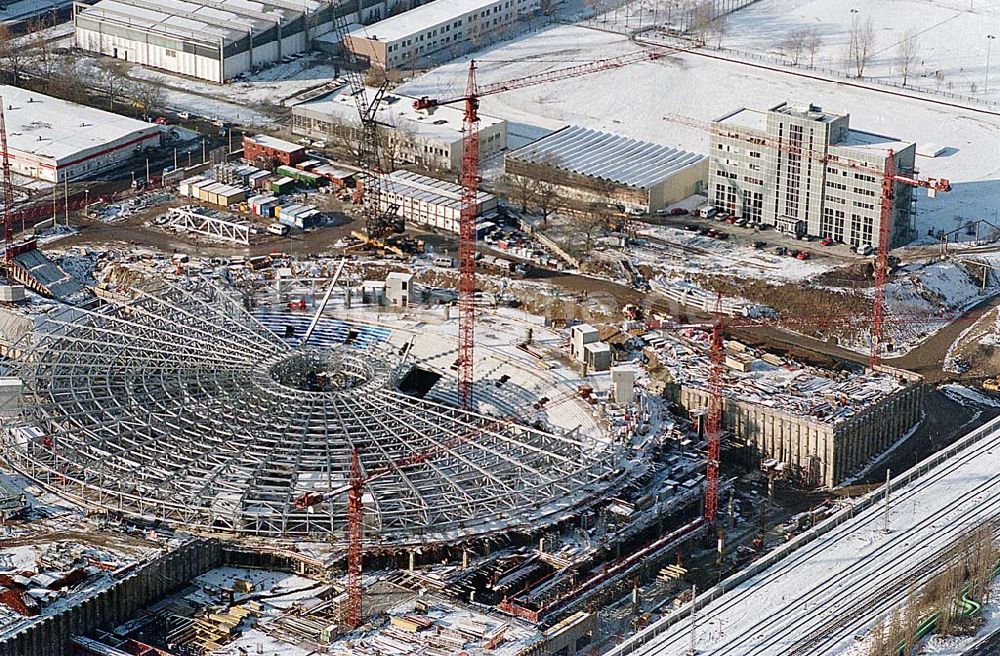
[345,0,540,70]
[291,84,506,172]
[647,331,923,487]
[0,86,161,183]
[504,126,707,213]
[379,169,497,233]
[710,101,917,248]
[74,0,340,83]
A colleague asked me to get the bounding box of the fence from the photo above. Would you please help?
[604,413,1000,655]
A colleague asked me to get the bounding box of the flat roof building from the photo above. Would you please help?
[291,84,506,172]
[0,86,161,183]
[378,169,497,233]
[74,0,341,83]
[345,0,540,70]
[710,101,917,248]
[243,134,306,167]
[504,125,707,212]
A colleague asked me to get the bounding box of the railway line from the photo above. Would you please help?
[606,415,1000,656]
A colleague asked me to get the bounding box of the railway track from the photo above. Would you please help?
[622,419,1000,655]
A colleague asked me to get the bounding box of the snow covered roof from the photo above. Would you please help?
[246,134,303,153]
[716,107,766,132]
[78,0,323,45]
[380,170,495,208]
[292,84,504,144]
[506,126,705,190]
[0,86,160,165]
[348,0,501,43]
[835,129,914,156]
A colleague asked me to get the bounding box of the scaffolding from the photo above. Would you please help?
[4,278,622,546]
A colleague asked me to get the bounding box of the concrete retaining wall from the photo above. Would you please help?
[0,539,222,656]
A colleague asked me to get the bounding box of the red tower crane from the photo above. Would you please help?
[662,112,951,367]
[661,111,950,522]
[414,48,667,408]
[293,416,508,627]
[0,99,14,262]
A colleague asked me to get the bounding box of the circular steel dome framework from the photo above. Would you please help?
[5,279,621,546]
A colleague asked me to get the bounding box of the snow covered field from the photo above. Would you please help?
[396,21,1000,245]
[720,0,1000,101]
[606,415,1000,656]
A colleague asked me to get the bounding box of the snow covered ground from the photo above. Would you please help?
[396,21,1000,246]
[605,415,1000,656]
[719,0,1000,102]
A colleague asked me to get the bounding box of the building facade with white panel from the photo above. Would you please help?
[0,86,161,183]
[709,102,917,248]
[74,0,340,83]
[378,170,496,233]
[344,0,539,70]
[504,126,707,212]
[291,85,506,172]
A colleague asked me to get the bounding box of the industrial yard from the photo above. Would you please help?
[2,0,1000,655]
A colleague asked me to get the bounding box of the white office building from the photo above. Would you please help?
[344,0,540,70]
[291,84,506,172]
[710,101,917,248]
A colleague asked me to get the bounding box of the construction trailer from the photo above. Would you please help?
[377,170,497,234]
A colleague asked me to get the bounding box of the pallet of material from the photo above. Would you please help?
[426,631,467,650]
[390,614,434,632]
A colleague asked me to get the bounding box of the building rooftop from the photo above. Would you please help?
[348,0,502,43]
[382,169,495,208]
[78,0,323,45]
[246,134,304,153]
[834,129,914,156]
[646,330,908,426]
[0,86,160,165]
[294,84,504,144]
[715,107,767,132]
[507,125,705,190]
[770,101,844,123]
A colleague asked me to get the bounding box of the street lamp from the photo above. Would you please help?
[987,34,996,95]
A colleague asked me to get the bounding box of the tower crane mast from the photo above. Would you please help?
[662,111,949,523]
[0,99,14,262]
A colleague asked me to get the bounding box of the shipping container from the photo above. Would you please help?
[271,177,296,195]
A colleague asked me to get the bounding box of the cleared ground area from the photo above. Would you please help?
[605,415,1000,656]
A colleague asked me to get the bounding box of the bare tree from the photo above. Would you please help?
[532,180,563,227]
[0,24,28,85]
[130,78,166,120]
[934,70,945,89]
[782,29,807,65]
[96,60,131,112]
[848,16,876,78]
[804,27,823,67]
[49,59,89,104]
[580,203,608,251]
[896,27,919,86]
[497,174,537,214]
[688,1,713,44]
[706,13,728,48]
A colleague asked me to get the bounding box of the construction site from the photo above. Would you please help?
[3,0,1000,654]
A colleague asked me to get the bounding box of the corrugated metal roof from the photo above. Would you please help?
[507,125,704,190]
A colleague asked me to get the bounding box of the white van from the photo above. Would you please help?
[267,223,290,236]
[433,256,455,268]
[856,244,873,256]
[697,204,718,219]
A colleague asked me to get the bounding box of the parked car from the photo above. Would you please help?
[796,250,811,260]
[820,237,834,246]
[752,241,766,249]
[725,215,738,224]
[774,246,788,256]
[670,207,689,216]
[734,217,749,227]
[714,231,729,240]
[683,224,700,232]
[856,244,873,256]
[789,249,801,258]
